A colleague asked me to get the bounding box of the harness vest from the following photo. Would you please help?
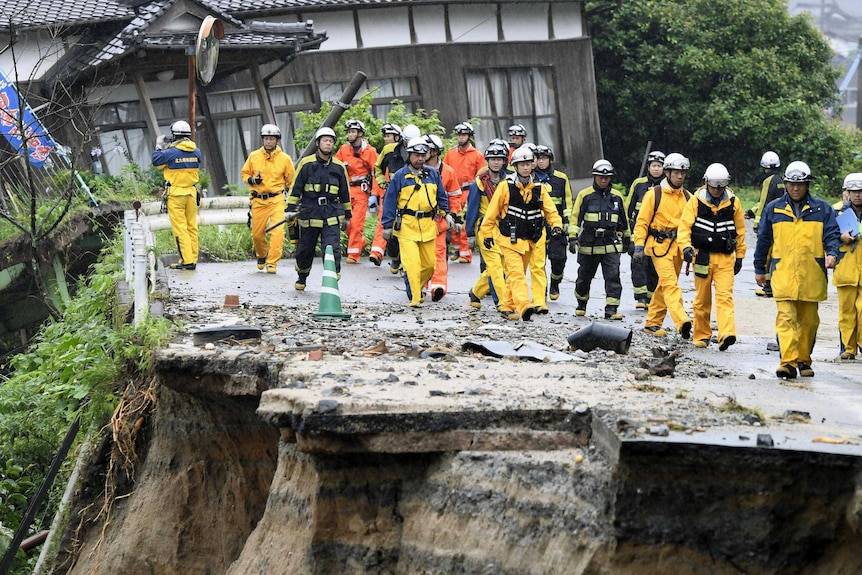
[691,197,737,254]
[500,178,544,242]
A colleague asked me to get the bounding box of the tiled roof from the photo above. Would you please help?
[0,0,134,30]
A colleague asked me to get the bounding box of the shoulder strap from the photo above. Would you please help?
[649,185,662,229]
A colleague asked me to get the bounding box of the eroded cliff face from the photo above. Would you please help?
[48,351,862,575]
[54,384,279,575]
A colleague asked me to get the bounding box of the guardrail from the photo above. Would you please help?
[123,196,252,324]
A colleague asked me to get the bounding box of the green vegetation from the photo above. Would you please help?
[0,236,170,571]
[587,0,862,195]
[294,91,467,155]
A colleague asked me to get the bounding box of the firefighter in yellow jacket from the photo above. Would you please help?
[678,163,746,350]
[465,140,513,312]
[152,120,201,270]
[480,146,563,321]
[241,124,296,274]
[754,161,840,379]
[380,137,451,308]
[833,173,862,360]
[632,152,694,338]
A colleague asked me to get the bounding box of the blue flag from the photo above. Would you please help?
[0,67,55,167]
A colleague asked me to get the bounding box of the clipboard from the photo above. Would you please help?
[836,209,860,236]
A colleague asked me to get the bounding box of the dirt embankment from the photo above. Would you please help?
[48,296,862,574]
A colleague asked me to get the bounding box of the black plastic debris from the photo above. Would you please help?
[462,340,576,362]
[192,325,262,345]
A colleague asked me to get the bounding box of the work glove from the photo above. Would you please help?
[452,214,463,234]
[445,213,456,232]
[551,226,563,237]
[744,209,755,220]
[622,237,631,253]
[568,238,579,254]
[368,195,378,212]
[382,227,393,241]
[734,258,743,275]
[683,246,694,264]
[341,218,350,232]
[248,172,263,186]
[284,208,299,222]
[562,222,569,235]
[483,236,494,250]
[468,236,476,250]
[633,246,645,262]
[155,134,168,150]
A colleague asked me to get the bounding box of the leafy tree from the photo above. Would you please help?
[294,91,459,155]
[587,0,862,195]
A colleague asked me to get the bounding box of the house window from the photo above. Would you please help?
[208,83,313,187]
[93,97,188,176]
[317,77,420,118]
[465,67,560,163]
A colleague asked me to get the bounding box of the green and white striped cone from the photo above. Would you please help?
[314,245,351,320]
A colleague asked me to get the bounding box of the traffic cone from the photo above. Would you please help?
[314,245,351,320]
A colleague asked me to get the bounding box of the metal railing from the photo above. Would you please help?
[123,196,251,324]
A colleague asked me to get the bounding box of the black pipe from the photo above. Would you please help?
[299,71,367,159]
[0,419,80,574]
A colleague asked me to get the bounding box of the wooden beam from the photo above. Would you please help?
[133,72,161,145]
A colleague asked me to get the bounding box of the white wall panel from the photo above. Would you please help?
[501,4,549,41]
[0,32,68,82]
[359,7,410,47]
[551,2,584,39]
[413,5,447,45]
[305,10,357,51]
[448,4,498,43]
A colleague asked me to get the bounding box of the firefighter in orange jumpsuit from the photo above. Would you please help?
[335,119,378,264]
[443,122,485,263]
[424,134,461,301]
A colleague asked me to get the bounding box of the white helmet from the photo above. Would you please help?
[424,134,444,152]
[647,150,666,164]
[591,159,615,176]
[843,173,862,191]
[406,137,430,154]
[454,122,474,135]
[171,120,191,137]
[381,123,402,137]
[703,163,730,187]
[510,145,535,164]
[760,151,780,169]
[344,119,365,133]
[783,161,812,183]
[402,124,421,141]
[260,124,281,138]
[314,126,337,141]
[663,152,690,171]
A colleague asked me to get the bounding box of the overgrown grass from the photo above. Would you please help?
[0,235,171,572]
[154,215,381,263]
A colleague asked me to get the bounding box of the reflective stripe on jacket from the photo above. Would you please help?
[287,153,351,227]
[479,174,562,255]
[381,165,449,243]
